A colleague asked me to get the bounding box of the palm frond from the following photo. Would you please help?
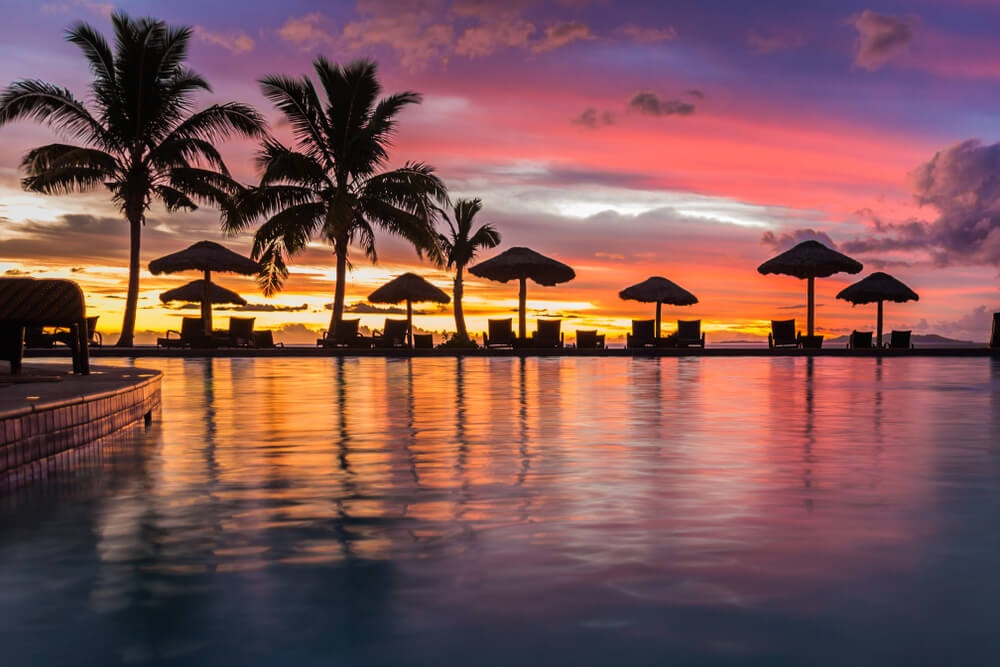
[259,73,332,168]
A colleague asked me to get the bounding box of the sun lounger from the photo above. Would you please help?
[575,329,605,349]
[530,319,564,348]
[768,319,800,349]
[675,319,705,348]
[886,330,913,349]
[848,330,873,349]
[484,318,516,348]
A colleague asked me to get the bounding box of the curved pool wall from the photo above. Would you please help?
[1,366,161,491]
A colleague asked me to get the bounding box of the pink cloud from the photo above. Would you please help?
[533,21,594,53]
[851,10,917,71]
[195,25,255,55]
[278,13,336,50]
[616,24,677,43]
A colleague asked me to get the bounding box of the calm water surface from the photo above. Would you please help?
[2,356,1000,666]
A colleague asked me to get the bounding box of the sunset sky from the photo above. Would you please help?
[1,0,999,344]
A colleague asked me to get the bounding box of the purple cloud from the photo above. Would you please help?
[843,140,1000,266]
[761,228,839,251]
[573,107,615,128]
[628,91,695,116]
[851,10,916,71]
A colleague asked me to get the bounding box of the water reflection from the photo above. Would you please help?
[3,356,1000,666]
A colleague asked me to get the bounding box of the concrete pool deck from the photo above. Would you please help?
[1,364,161,490]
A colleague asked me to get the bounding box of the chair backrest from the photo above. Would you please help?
[576,329,599,348]
[888,330,912,348]
[677,319,701,341]
[992,312,1000,348]
[333,318,361,344]
[412,333,434,349]
[488,318,514,345]
[228,317,256,346]
[381,319,409,346]
[771,319,797,343]
[849,330,873,349]
[631,319,655,343]
[253,330,276,348]
[535,318,561,344]
[180,317,204,340]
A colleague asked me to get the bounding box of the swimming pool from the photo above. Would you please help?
[3,356,999,666]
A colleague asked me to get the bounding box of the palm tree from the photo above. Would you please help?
[222,58,446,336]
[438,198,500,341]
[0,12,265,346]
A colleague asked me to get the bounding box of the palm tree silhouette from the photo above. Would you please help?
[223,58,446,337]
[438,198,500,342]
[0,12,265,346]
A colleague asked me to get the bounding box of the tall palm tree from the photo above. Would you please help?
[438,198,500,341]
[0,12,265,346]
[222,58,446,336]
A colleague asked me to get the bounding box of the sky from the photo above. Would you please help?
[1,0,999,345]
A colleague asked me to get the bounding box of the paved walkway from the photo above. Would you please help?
[0,364,159,418]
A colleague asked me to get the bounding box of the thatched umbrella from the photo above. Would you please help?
[149,240,259,335]
[757,240,862,337]
[619,276,698,338]
[469,247,575,339]
[368,272,450,348]
[160,279,247,307]
[836,272,918,347]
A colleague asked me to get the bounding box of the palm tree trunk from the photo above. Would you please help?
[453,264,467,339]
[116,214,142,347]
[329,245,348,334]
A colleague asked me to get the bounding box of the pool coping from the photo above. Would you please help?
[1,365,162,490]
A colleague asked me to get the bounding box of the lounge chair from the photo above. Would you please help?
[317,319,371,348]
[484,318,516,348]
[675,319,705,348]
[413,333,434,349]
[847,330,873,349]
[626,319,657,349]
[222,317,255,347]
[157,316,207,348]
[530,319,564,348]
[250,330,283,348]
[886,330,913,349]
[768,319,800,349]
[24,325,55,349]
[53,316,102,349]
[575,329,605,349]
[372,318,409,348]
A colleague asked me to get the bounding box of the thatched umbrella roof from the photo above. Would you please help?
[149,240,260,275]
[368,273,450,348]
[160,279,247,306]
[469,247,575,339]
[757,240,863,337]
[149,240,259,335]
[619,276,698,337]
[836,272,918,347]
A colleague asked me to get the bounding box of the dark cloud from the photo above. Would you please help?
[851,10,916,71]
[232,303,309,312]
[628,91,695,117]
[573,107,615,128]
[4,268,31,276]
[0,209,249,266]
[684,89,705,100]
[760,228,839,251]
[843,140,1000,266]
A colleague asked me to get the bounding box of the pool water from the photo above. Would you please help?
[3,356,1000,666]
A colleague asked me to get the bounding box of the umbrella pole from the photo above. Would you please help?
[407,299,413,349]
[807,276,815,337]
[202,269,212,336]
[655,301,662,340]
[876,300,884,348]
[518,276,527,341]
